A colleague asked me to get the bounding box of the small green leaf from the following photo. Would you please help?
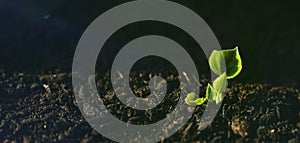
[222,47,242,79]
[213,73,227,104]
[206,83,216,101]
[194,97,207,105]
[185,92,207,106]
[209,46,242,79]
[213,73,228,94]
[186,92,197,101]
[185,92,198,106]
[215,92,223,104]
[209,50,226,76]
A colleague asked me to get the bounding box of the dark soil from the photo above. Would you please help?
[0,70,299,143]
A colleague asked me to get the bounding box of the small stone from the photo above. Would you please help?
[231,116,249,137]
[43,84,51,93]
[23,136,30,143]
[30,83,39,89]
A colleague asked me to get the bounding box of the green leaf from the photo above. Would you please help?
[185,92,198,106]
[222,47,242,79]
[215,92,223,104]
[209,49,226,76]
[206,83,216,101]
[209,46,242,79]
[213,73,227,104]
[194,97,207,105]
[185,92,207,106]
[213,73,228,94]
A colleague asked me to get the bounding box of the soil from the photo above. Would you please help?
[0,70,299,143]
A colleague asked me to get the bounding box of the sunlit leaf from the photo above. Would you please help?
[209,50,226,76]
[185,92,198,106]
[206,83,216,100]
[222,47,242,79]
[213,73,228,94]
[185,92,207,106]
[215,92,223,104]
[194,97,207,105]
[209,46,242,79]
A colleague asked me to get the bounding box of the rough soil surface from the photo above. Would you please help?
[0,70,299,143]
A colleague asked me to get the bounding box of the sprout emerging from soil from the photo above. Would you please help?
[185,46,242,106]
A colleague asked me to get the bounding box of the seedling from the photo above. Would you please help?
[185,46,242,106]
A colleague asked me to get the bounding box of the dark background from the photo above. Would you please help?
[1,0,299,87]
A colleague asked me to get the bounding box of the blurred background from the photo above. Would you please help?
[1,0,299,87]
